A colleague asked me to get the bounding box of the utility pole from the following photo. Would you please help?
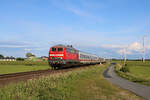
[142,35,146,62]
[124,48,127,65]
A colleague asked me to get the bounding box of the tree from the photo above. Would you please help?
[26,52,36,58]
[26,53,32,58]
[16,57,24,61]
[9,56,15,59]
[0,54,4,59]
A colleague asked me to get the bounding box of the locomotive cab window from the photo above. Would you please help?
[58,48,63,52]
[52,48,56,51]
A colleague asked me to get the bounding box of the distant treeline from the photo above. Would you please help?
[0,61,48,65]
[111,59,150,61]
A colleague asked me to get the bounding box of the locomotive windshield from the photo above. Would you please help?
[52,48,56,51]
[58,48,63,52]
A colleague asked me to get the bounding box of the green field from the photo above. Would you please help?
[0,61,50,74]
[0,64,144,100]
[115,60,150,86]
[0,61,49,65]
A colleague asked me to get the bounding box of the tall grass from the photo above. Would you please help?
[115,61,150,86]
[0,64,143,100]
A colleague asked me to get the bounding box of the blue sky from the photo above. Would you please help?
[0,0,150,59]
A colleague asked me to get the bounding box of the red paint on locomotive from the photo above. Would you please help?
[49,44,101,69]
[49,46,65,60]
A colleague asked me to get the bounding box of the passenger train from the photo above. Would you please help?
[48,44,103,69]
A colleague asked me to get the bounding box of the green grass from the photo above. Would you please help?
[130,66,150,78]
[0,65,50,74]
[115,61,150,86]
[0,61,50,74]
[0,64,144,100]
[0,61,48,65]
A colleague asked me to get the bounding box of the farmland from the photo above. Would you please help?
[0,64,143,100]
[115,60,150,86]
[0,61,50,74]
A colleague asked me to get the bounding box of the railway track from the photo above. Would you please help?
[0,65,92,86]
[0,69,54,86]
[0,70,52,79]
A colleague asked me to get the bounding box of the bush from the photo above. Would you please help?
[120,66,129,73]
[16,58,25,61]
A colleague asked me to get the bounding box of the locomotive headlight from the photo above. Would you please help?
[50,54,64,56]
[57,54,64,56]
[50,54,55,56]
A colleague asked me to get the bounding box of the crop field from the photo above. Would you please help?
[115,60,150,86]
[0,64,144,100]
[0,61,50,74]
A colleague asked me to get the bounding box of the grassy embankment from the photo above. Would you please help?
[0,61,50,74]
[114,60,150,86]
[0,64,144,100]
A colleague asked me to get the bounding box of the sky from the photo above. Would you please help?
[0,0,150,59]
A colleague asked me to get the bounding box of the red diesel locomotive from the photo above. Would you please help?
[48,44,101,69]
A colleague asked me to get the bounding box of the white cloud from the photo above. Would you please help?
[101,44,126,49]
[117,49,133,55]
[0,41,29,48]
[146,45,150,50]
[128,42,142,52]
[101,42,150,55]
[0,45,26,48]
[50,0,89,17]
[0,40,42,50]
[50,0,104,22]
[68,7,90,17]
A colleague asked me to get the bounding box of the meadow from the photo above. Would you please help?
[0,61,50,74]
[0,64,144,100]
[114,60,150,86]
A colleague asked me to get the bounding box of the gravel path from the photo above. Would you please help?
[103,64,150,100]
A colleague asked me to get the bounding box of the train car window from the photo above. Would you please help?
[66,48,69,52]
[52,48,56,51]
[80,54,90,59]
[58,48,63,52]
[70,49,72,53]
[80,54,84,59]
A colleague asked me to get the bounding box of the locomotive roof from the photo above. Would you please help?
[52,44,77,50]
[51,44,100,58]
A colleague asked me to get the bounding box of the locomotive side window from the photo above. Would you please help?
[52,48,56,51]
[66,48,72,53]
[58,48,63,52]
